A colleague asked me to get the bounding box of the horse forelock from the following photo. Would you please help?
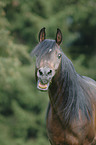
[31,39,57,59]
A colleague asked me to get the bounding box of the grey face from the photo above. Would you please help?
[33,27,62,91]
[36,47,62,91]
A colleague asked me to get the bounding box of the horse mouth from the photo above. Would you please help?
[37,80,49,91]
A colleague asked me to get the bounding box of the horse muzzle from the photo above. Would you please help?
[37,67,55,91]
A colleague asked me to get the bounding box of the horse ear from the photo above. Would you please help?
[39,27,46,42]
[56,28,62,45]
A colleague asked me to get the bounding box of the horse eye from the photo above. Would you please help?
[58,53,62,59]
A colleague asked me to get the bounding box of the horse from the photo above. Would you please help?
[31,27,96,145]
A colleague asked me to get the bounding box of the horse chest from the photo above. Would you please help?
[46,106,79,145]
[46,106,95,145]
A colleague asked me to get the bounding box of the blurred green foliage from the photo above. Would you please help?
[0,0,96,144]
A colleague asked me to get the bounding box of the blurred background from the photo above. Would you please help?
[0,0,96,144]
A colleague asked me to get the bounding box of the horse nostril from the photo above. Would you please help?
[47,70,52,75]
[39,69,43,76]
[38,68,52,77]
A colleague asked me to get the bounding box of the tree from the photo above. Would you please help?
[0,1,49,144]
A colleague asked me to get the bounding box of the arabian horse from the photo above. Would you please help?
[31,28,96,145]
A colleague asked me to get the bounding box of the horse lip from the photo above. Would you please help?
[37,80,49,91]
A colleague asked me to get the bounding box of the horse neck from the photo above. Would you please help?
[48,55,79,123]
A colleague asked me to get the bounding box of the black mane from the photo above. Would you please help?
[49,52,95,125]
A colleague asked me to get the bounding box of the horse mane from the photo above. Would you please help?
[49,53,95,125]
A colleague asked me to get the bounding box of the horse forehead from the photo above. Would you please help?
[40,50,55,61]
[39,57,55,68]
[36,48,61,67]
[43,47,60,58]
[38,53,57,68]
